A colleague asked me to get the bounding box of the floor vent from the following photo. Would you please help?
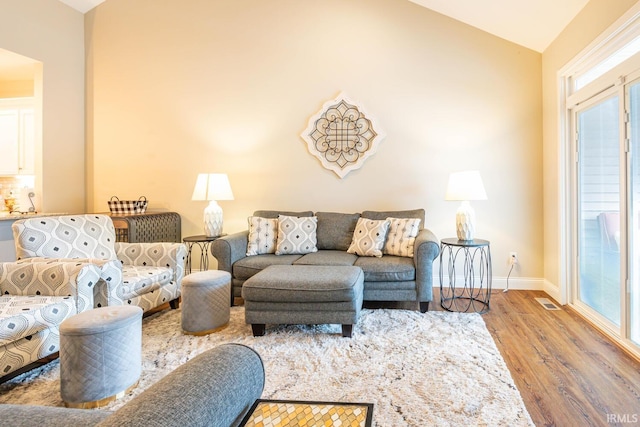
[535,297,561,310]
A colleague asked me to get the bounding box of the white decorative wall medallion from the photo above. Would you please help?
[301,92,385,178]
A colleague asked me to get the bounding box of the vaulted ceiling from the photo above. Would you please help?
[408,0,589,53]
[1,0,591,82]
[57,0,589,53]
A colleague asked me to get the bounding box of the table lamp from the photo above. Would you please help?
[445,170,487,241]
[192,173,234,237]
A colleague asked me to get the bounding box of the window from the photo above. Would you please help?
[560,2,640,358]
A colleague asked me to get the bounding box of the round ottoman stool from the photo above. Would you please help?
[181,270,231,335]
[60,306,143,408]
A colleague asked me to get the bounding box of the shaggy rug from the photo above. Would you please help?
[0,307,534,426]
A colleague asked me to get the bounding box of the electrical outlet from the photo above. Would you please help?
[509,252,518,265]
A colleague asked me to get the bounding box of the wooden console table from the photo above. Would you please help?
[107,211,181,243]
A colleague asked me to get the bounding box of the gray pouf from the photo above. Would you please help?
[59,306,143,408]
[181,270,231,335]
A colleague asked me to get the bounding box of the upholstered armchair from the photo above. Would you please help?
[12,214,187,313]
[0,261,102,378]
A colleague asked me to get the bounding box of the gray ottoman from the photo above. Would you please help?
[242,265,364,338]
[59,306,143,408]
[181,270,231,335]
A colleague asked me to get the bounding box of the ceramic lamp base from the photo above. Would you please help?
[455,201,476,241]
[203,200,224,237]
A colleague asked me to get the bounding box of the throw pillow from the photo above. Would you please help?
[347,218,390,257]
[246,216,278,256]
[275,215,319,255]
[383,217,421,257]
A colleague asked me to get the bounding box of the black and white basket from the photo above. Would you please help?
[107,196,148,214]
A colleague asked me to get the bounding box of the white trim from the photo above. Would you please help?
[493,276,545,291]
[569,300,640,361]
[543,279,563,305]
[560,1,640,86]
[557,1,640,355]
[558,0,640,309]
[432,274,545,291]
[557,64,571,306]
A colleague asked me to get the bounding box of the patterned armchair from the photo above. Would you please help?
[12,214,187,313]
[0,261,101,378]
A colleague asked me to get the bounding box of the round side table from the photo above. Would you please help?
[183,234,226,274]
[439,238,492,313]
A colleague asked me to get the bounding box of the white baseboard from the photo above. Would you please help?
[492,276,545,290]
[432,274,545,291]
[542,279,562,304]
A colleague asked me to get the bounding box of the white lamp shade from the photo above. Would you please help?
[445,170,487,241]
[191,173,234,201]
[445,170,487,201]
[192,173,234,237]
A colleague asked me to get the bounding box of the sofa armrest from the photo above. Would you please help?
[115,242,187,285]
[210,231,250,273]
[0,261,102,313]
[413,228,440,302]
[97,343,265,427]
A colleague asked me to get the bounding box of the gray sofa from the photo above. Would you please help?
[0,343,264,427]
[211,209,440,312]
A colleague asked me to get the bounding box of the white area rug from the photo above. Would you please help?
[0,307,534,426]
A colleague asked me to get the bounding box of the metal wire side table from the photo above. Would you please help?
[183,234,226,274]
[439,238,492,313]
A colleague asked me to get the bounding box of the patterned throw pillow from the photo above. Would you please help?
[275,215,319,255]
[246,216,278,256]
[383,217,421,257]
[347,218,390,257]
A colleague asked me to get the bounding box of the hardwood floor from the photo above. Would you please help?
[438,290,640,427]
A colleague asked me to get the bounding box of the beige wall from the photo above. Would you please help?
[542,0,638,298]
[0,80,33,98]
[0,0,85,213]
[86,0,543,281]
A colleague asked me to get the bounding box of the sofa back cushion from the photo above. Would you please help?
[361,209,426,229]
[252,210,314,219]
[12,214,118,260]
[315,212,360,251]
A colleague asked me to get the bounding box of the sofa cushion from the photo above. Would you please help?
[294,250,358,266]
[0,295,76,345]
[347,218,390,258]
[383,217,421,257]
[246,216,278,256]
[275,215,318,255]
[354,256,416,281]
[361,209,426,229]
[233,254,303,280]
[242,265,363,303]
[121,265,173,300]
[315,212,360,251]
[253,210,314,219]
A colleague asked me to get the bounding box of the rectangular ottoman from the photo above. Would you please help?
[242,265,364,338]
